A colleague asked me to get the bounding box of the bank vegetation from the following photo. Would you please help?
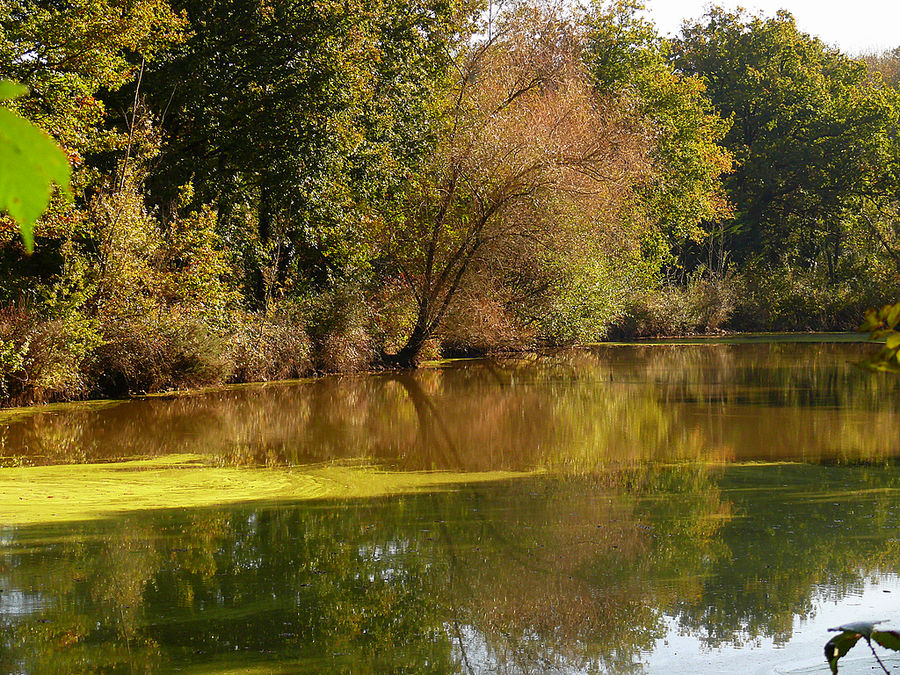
[1,0,899,405]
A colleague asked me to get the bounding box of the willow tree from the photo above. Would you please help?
[377,3,655,366]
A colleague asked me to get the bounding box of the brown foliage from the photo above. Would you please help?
[375,2,653,365]
[0,304,99,405]
[227,310,312,383]
[862,47,900,87]
[92,305,231,395]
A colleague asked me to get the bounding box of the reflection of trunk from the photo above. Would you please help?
[435,515,477,675]
[385,372,460,468]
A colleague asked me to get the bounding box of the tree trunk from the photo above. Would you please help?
[252,185,275,309]
[382,312,431,369]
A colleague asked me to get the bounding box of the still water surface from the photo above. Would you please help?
[2,342,900,673]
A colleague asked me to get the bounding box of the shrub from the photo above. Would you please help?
[0,305,101,405]
[729,263,900,332]
[156,204,241,318]
[534,255,638,345]
[227,307,312,382]
[92,305,230,395]
[302,284,377,372]
[441,286,534,355]
[616,269,736,337]
[79,179,245,394]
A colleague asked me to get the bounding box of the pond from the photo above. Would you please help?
[2,340,900,674]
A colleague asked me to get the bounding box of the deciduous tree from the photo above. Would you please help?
[375,3,657,365]
[583,0,732,274]
[141,0,463,303]
[673,8,900,279]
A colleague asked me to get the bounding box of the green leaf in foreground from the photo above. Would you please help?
[0,81,27,101]
[873,630,900,652]
[826,622,899,674]
[0,80,71,252]
[825,630,862,674]
[859,302,900,374]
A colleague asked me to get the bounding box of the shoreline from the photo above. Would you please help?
[0,331,876,415]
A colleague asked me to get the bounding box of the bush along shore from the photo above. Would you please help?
[2,1,900,407]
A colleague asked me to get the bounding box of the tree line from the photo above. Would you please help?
[1,0,899,404]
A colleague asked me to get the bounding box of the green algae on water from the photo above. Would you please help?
[1,454,533,526]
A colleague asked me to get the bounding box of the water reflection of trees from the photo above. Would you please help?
[439,469,731,674]
[4,343,898,468]
[672,463,900,646]
[0,520,165,673]
[0,471,719,673]
[3,344,900,671]
[4,462,899,673]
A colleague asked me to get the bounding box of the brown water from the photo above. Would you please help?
[3,342,899,469]
[2,341,900,674]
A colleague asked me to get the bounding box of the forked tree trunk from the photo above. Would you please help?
[382,312,431,369]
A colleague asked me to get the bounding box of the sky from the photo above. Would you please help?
[643,0,900,55]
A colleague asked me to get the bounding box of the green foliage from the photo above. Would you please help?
[83,177,242,394]
[582,0,661,93]
[859,301,900,373]
[875,630,900,652]
[534,252,647,344]
[726,259,900,332]
[156,204,240,318]
[142,0,458,299]
[8,0,900,399]
[583,1,732,258]
[825,630,863,674]
[1,166,256,404]
[825,622,900,674]
[673,9,900,276]
[0,80,70,251]
[0,0,185,156]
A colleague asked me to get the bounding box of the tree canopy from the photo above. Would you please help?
[674,8,900,279]
[141,0,463,301]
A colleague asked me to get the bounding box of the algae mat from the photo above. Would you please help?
[0,454,531,526]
